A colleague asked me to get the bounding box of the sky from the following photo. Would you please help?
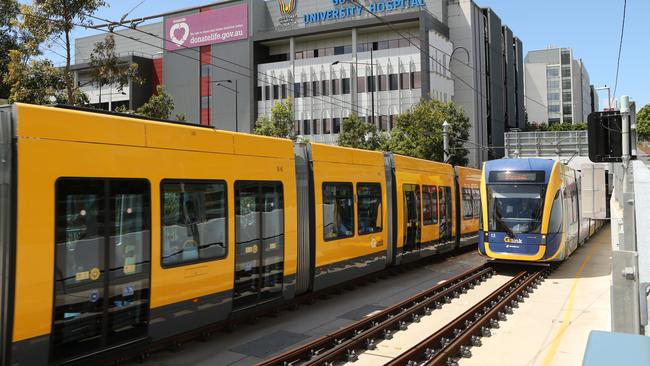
[44,0,650,109]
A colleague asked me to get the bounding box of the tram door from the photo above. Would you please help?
[52,179,151,362]
[403,184,421,253]
[233,182,285,310]
[439,186,453,245]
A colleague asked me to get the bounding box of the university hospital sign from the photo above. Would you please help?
[277,0,425,29]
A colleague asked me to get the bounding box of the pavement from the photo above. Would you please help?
[130,248,487,366]
[461,224,612,366]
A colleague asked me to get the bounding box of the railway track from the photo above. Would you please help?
[257,265,547,366]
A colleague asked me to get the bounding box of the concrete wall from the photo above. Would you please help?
[524,62,548,123]
[514,37,525,129]
[485,8,505,157]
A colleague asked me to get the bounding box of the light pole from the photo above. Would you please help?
[595,85,612,110]
[212,79,239,132]
[443,121,450,163]
[332,54,377,126]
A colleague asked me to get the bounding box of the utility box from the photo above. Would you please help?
[581,163,607,219]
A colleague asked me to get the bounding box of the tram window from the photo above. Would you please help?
[323,183,354,241]
[357,183,382,235]
[472,188,480,218]
[422,185,438,225]
[161,180,227,267]
[462,188,473,220]
[549,191,563,233]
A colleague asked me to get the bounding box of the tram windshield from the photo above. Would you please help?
[487,184,545,235]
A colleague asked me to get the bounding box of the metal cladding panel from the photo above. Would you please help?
[293,143,313,294]
[163,47,200,124]
[580,163,607,219]
[486,9,505,156]
[503,27,516,129]
[0,106,15,365]
[515,37,525,130]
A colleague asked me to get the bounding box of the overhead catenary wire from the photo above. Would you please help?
[81,13,375,116]
[19,10,374,117]
[612,0,627,98]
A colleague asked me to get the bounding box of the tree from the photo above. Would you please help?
[637,104,650,141]
[547,122,587,131]
[253,99,295,139]
[0,0,20,99]
[135,85,175,120]
[89,34,141,106]
[388,99,470,166]
[337,113,386,150]
[25,0,106,104]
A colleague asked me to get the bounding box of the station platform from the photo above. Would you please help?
[461,224,612,366]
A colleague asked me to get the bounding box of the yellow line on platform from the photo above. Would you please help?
[541,249,595,366]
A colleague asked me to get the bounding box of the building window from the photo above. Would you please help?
[547,79,560,90]
[323,183,354,241]
[562,67,571,77]
[304,49,315,58]
[356,43,367,53]
[161,180,227,266]
[311,81,319,97]
[281,84,287,99]
[256,86,262,101]
[321,80,329,96]
[264,86,270,100]
[472,188,480,218]
[323,118,331,134]
[546,66,559,77]
[377,40,389,50]
[312,119,320,135]
[342,78,351,94]
[302,120,311,135]
[273,85,279,99]
[562,91,572,101]
[411,71,421,89]
[400,72,410,89]
[388,39,399,49]
[295,51,303,59]
[331,79,340,95]
[294,83,301,98]
[201,96,210,109]
[378,75,387,91]
[563,105,572,115]
[564,116,573,123]
[294,120,301,135]
[389,115,397,130]
[398,39,410,48]
[333,118,341,133]
[548,93,560,101]
[303,82,310,97]
[367,75,376,92]
[561,50,571,65]
[357,76,366,93]
[379,115,388,131]
[562,80,571,90]
[357,183,382,235]
[389,74,398,91]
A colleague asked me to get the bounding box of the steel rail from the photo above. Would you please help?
[386,270,545,366]
[257,264,494,366]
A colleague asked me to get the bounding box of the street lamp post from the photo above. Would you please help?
[332,55,376,126]
[212,79,239,132]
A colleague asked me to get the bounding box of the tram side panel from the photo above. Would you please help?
[455,166,481,248]
[9,105,299,365]
[310,144,388,292]
[392,155,456,264]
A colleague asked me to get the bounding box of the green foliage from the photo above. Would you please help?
[89,34,142,95]
[388,99,470,166]
[135,85,175,120]
[637,104,650,141]
[337,113,387,150]
[25,0,107,104]
[253,99,295,139]
[525,122,586,132]
[6,49,86,105]
[0,0,20,99]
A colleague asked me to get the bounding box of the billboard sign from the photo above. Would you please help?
[165,4,248,50]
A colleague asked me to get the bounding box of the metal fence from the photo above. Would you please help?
[504,131,589,159]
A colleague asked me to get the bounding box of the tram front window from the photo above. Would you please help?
[487,184,545,234]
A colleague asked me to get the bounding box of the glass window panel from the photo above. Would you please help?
[333,118,341,133]
[463,188,473,219]
[357,76,366,92]
[323,183,354,240]
[312,119,320,135]
[303,120,311,135]
[321,80,329,96]
[281,84,287,99]
[378,75,387,91]
[411,71,421,89]
[389,74,398,90]
[377,40,389,50]
[323,118,331,134]
[273,85,279,99]
[161,181,227,266]
[264,86,270,101]
[293,83,301,98]
[400,72,409,89]
[388,39,399,49]
[303,82,310,97]
[256,86,262,101]
[331,79,340,95]
[367,75,376,92]
[295,51,303,60]
[342,78,351,94]
[398,39,410,48]
[311,81,319,97]
[423,185,438,225]
[357,183,382,235]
